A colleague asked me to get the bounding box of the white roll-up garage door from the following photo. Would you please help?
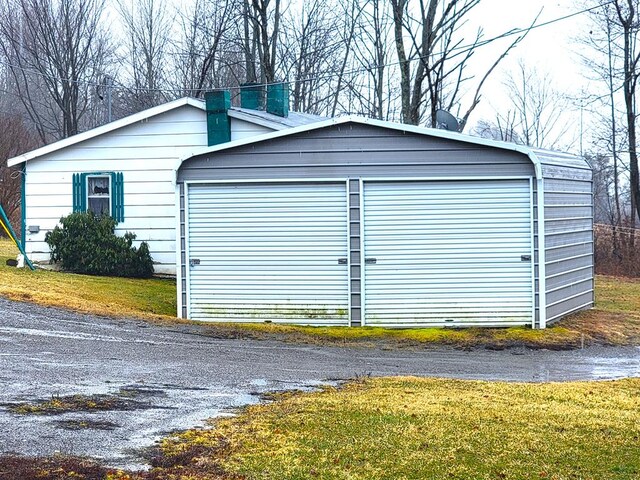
[362,180,533,327]
[186,182,350,325]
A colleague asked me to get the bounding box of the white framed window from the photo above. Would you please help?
[73,172,124,222]
[87,175,111,216]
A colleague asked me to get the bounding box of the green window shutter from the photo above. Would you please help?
[80,173,87,211]
[72,173,87,212]
[111,172,124,222]
[72,173,80,212]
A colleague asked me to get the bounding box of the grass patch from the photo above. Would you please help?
[1,238,639,348]
[0,238,175,319]
[147,377,640,479]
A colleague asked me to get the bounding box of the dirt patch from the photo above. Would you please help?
[55,419,120,431]
[0,454,119,480]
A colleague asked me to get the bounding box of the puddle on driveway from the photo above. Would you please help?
[588,348,640,379]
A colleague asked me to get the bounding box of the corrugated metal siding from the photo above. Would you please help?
[177,124,535,183]
[177,122,596,327]
[186,182,350,325]
[361,180,533,327]
[348,179,362,326]
[540,159,594,323]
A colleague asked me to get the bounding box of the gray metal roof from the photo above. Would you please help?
[227,107,326,129]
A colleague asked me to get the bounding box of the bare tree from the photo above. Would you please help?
[0,115,37,230]
[173,0,237,97]
[502,61,574,150]
[582,0,640,228]
[117,0,171,111]
[342,0,395,119]
[0,0,110,142]
[388,0,527,129]
[278,0,346,113]
[241,0,283,84]
[612,0,640,226]
[472,113,521,144]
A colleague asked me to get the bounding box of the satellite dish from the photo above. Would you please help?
[435,109,460,132]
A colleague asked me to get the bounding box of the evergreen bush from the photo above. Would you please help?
[45,212,154,278]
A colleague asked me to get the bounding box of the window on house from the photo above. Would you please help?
[72,172,125,222]
[87,175,111,216]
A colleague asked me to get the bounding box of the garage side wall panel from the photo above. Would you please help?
[540,158,594,323]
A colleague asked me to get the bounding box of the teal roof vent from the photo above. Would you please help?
[204,90,231,146]
[266,82,289,118]
[240,83,264,110]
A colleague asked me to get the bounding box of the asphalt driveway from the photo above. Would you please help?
[0,297,639,469]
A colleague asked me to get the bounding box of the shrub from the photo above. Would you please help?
[45,212,154,278]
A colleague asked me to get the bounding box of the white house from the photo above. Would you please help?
[7,86,322,275]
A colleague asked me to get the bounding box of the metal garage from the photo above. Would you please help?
[176,116,593,329]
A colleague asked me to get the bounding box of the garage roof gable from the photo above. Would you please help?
[178,115,591,181]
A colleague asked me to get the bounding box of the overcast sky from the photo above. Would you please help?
[463,1,591,148]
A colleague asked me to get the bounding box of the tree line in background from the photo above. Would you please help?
[581,0,640,277]
[0,0,530,141]
[0,0,638,276]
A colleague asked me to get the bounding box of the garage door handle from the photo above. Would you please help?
[365,258,377,264]
[521,255,531,261]
[338,258,348,265]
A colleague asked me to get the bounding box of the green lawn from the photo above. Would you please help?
[6,377,638,479]
[141,377,640,479]
[0,237,176,319]
[1,238,639,480]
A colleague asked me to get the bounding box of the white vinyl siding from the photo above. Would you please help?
[186,182,350,325]
[362,179,533,327]
[22,105,279,275]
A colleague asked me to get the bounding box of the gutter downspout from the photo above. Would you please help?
[528,151,547,329]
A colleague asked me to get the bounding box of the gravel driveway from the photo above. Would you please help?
[0,297,639,468]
